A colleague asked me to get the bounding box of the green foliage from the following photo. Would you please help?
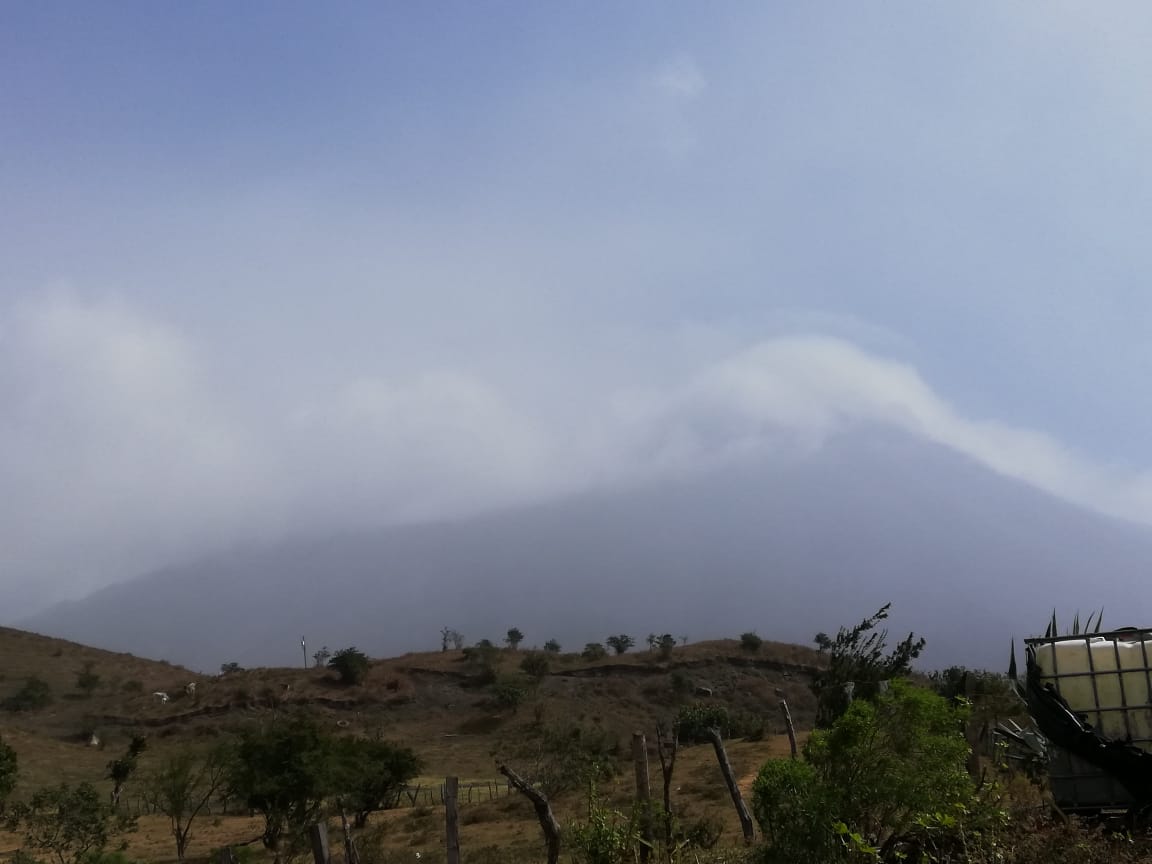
[543,639,562,653]
[224,715,335,857]
[658,633,677,660]
[463,640,501,684]
[219,662,242,675]
[144,747,228,861]
[675,703,730,742]
[333,737,422,829]
[105,735,147,807]
[513,722,621,797]
[606,634,635,655]
[739,632,763,652]
[752,681,975,862]
[505,628,525,650]
[328,646,371,686]
[0,733,17,809]
[582,643,607,661]
[670,671,693,695]
[2,676,53,712]
[8,782,119,864]
[569,786,642,864]
[311,646,331,668]
[811,603,925,727]
[519,652,551,679]
[751,760,840,864]
[75,662,101,696]
[490,676,529,710]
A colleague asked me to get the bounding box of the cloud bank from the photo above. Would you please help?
[3,291,1151,617]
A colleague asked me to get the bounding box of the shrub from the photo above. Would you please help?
[76,662,101,696]
[543,639,562,654]
[219,662,243,675]
[463,640,501,684]
[675,703,730,742]
[739,631,762,652]
[505,628,525,650]
[122,680,144,694]
[582,643,607,661]
[2,677,53,712]
[751,760,839,864]
[328,647,371,686]
[0,733,17,807]
[657,634,676,660]
[490,676,529,710]
[520,652,551,679]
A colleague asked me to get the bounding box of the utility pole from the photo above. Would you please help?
[301,636,308,669]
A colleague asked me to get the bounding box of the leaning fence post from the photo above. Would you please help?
[776,688,797,759]
[309,822,330,864]
[445,777,461,864]
[706,727,755,844]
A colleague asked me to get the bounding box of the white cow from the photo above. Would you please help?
[152,691,169,703]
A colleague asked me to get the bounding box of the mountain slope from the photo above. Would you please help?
[21,428,1152,672]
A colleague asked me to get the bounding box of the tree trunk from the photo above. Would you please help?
[499,763,561,864]
[779,697,798,759]
[632,732,653,863]
[706,727,755,844]
[445,777,461,864]
[655,723,678,854]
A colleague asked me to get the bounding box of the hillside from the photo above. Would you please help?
[0,628,822,862]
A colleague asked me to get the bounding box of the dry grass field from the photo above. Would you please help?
[0,627,822,863]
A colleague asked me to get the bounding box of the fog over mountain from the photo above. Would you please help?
[7,5,1152,669]
[23,427,1152,673]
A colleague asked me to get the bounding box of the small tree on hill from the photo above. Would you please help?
[811,603,925,727]
[333,737,422,829]
[219,662,243,675]
[106,734,147,807]
[506,628,525,650]
[543,639,562,654]
[521,652,551,680]
[658,634,677,660]
[740,631,763,652]
[328,647,371,686]
[76,662,101,697]
[311,646,331,668]
[440,627,464,651]
[144,746,228,861]
[10,782,119,864]
[606,634,635,655]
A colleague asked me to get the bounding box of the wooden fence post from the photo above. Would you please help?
[632,732,653,863]
[776,689,797,759]
[309,822,330,864]
[655,723,679,848]
[445,776,461,864]
[706,727,755,844]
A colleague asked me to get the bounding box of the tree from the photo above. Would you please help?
[739,631,763,652]
[9,782,118,864]
[811,603,925,727]
[582,643,607,661]
[225,716,335,862]
[646,633,659,652]
[328,647,371,686]
[219,662,243,675]
[441,627,464,651]
[543,639,562,654]
[105,735,147,807]
[144,747,228,861]
[658,633,676,660]
[606,634,634,655]
[0,734,17,811]
[506,628,525,650]
[751,681,974,862]
[463,640,501,683]
[311,646,331,668]
[2,676,53,712]
[332,737,422,829]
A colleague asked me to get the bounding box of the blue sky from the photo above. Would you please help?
[4,3,1152,611]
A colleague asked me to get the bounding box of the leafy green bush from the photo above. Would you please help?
[543,639,562,654]
[0,733,17,808]
[751,680,975,862]
[490,676,529,710]
[675,703,730,742]
[739,631,763,652]
[328,647,371,686]
[519,652,550,679]
[76,662,101,696]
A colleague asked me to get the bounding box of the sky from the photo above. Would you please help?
[4,2,1152,617]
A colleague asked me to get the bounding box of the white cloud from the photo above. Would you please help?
[5,294,1152,618]
[655,56,707,102]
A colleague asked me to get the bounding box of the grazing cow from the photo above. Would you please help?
[152,691,169,703]
[185,682,197,697]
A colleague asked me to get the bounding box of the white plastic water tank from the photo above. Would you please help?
[1031,635,1152,745]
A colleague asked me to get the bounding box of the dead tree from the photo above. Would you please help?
[655,723,679,852]
[499,763,562,864]
[706,727,755,844]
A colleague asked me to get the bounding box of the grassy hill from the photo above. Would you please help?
[0,627,824,863]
